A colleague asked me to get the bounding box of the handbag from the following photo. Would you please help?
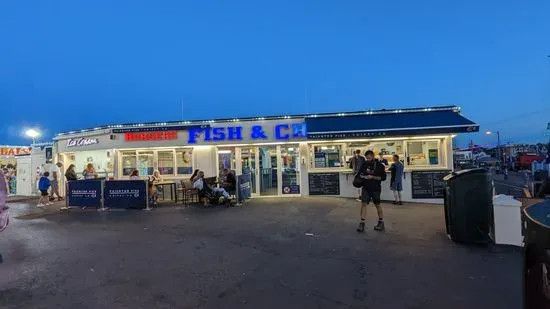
[352,174,364,188]
[352,161,380,188]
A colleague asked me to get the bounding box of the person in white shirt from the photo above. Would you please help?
[83,163,98,179]
[50,162,63,201]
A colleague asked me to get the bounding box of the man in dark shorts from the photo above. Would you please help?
[357,150,387,232]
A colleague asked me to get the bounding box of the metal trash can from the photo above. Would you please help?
[523,200,550,309]
[443,168,493,244]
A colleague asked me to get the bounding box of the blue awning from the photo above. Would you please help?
[306,110,478,139]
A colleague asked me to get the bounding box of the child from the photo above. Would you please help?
[38,172,52,207]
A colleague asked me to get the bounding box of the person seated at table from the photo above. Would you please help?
[190,169,200,183]
[192,171,231,204]
[221,169,236,192]
[82,163,98,179]
[148,170,164,206]
[129,170,140,180]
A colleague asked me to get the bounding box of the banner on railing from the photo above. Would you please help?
[104,180,148,209]
[66,180,103,208]
[237,174,251,202]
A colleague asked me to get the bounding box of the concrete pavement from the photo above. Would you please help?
[0,198,522,309]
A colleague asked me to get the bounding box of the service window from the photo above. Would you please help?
[176,149,193,175]
[345,141,405,166]
[311,144,343,168]
[407,140,441,166]
[121,151,137,176]
[158,151,175,175]
[137,151,154,176]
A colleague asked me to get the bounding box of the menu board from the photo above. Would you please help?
[411,170,450,199]
[308,173,340,195]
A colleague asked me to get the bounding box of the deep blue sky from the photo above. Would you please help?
[1,0,549,147]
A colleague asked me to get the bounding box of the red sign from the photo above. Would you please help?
[0,147,31,156]
[125,131,178,142]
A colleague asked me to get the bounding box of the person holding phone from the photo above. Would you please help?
[356,150,387,232]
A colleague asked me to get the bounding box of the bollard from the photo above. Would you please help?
[143,181,151,211]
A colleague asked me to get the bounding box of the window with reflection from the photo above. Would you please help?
[137,151,154,176]
[311,144,343,168]
[121,151,137,176]
[158,151,175,175]
[407,140,441,166]
[281,145,300,194]
[176,149,193,175]
[218,147,235,177]
[344,141,405,167]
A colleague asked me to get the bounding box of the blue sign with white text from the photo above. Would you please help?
[66,180,102,208]
[104,180,148,209]
[187,123,307,144]
[237,173,251,202]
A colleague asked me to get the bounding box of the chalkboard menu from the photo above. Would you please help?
[411,170,450,199]
[308,172,340,195]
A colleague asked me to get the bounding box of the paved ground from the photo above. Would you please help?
[492,171,530,198]
[0,198,522,309]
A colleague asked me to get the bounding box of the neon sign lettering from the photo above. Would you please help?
[67,138,99,147]
[187,123,307,144]
[125,131,177,141]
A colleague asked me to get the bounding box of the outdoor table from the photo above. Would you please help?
[155,181,178,204]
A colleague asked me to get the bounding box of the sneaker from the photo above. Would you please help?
[356,198,362,202]
[356,222,365,233]
[392,201,398,205]
[47,202,54,206]
[37,204,45,207]
[397,201,403,205]
[374,221,385,231]
[59,207,69,211]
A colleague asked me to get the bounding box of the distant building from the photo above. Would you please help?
[454,150,473,161]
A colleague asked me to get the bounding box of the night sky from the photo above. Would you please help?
[1,1,549,147]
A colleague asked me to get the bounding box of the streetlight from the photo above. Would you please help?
[25,129,40,144]
[486,130,501,166]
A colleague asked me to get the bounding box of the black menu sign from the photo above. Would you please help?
[308,173,340,195]
[411,170,450,199]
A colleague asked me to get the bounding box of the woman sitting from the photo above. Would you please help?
[192,171,232,205]
[129,170,140,180]
[150,170,163,206]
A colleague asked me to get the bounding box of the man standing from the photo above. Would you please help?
[349,149,365,202]
[389,154,404,205]
[357,150,387,232]
[378,153,389,166]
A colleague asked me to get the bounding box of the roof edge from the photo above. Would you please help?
[56,105,462,137]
